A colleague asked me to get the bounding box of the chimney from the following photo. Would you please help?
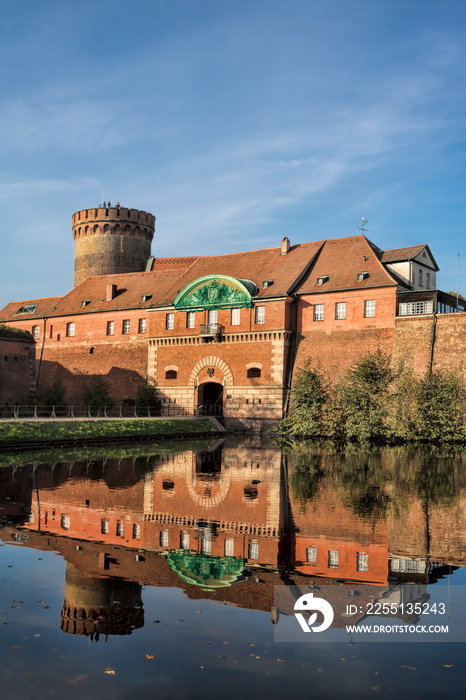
[106,284,117,301]
[281,237,290,255]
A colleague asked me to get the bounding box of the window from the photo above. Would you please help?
[364,300,376,318]
[15,304,36,315]
[160,530,169,547]
[317,275,329,285]
[66,322,75,337]
[255,305,265,324]
[398,301,434,316]
[248,539,259,559]
[357,552,369,572]
[335,302,346,320]
[201,530,212,555]
[328,550,339,568]
[426,272,431,288]
[186,311,196,329]
[106,320,114,336]
[247,367,261,378]
[418,269,423,287]
[306,547,318,564]
[116,521,124,537]
[122,319,130,334]
[132,523,141,539]
[314,304,324,321]
[162,479,174,491]
[101,519,109,534]
[166,313,174,330]
[138,318,146,333]
[208,309,218,325]
[32,325,40,339]
[61,515,70,530]
[231,308,240,325]
[180,531,190,549]
[165,369,177,379]
[224,538,235,556]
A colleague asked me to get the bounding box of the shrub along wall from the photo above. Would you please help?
[278,350,466,444]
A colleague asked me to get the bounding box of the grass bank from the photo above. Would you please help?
[0,418,220,450]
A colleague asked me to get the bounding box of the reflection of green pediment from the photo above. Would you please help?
[167,550,246,589]
[173,275,257,310]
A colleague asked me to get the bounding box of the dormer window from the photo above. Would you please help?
[81,300,90,307]
[357,272,369,281]
[317,275,329,286]
[15,304,36,315]
[262,280,274,288]
[141,294,152,302]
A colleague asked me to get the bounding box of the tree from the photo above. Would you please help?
[83,376,115,409]
[417,370,465,443]
[277,362,328,440]
[37,378,67,408]
[340,349,393,443]
[135,381,162,415]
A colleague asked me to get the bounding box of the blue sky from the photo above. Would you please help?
[1,0,466,308]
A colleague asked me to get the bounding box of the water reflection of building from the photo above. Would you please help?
[1,442,466,637]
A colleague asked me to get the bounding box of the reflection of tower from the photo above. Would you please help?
[72,203,155,286]
[61,564,144,641]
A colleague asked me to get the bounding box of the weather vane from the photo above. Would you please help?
[358,218,368,233]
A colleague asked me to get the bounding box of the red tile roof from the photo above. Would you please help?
[380,245,426,262]
[295,236,400,294]
[0,235,418,320]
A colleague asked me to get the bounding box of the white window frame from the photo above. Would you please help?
[186,311,196,329]
[61,515,70,530]
[122,319,130,334]
[230,308,241,326]
[314,304,324,321]
[132,523,141,539]
[32,325,40,339]
[116,521,124,537]
[101,519,109,534]
[66,322,75,337]
[254,305,265,324]
[207,309,218,325]
[335,302,346,320]
[364,300,376,318]
[248,539,259,559]
[357,552,369,572]
[138,318,146,334]
[166,313,174,330]
[398,300,433,316]
[306,546,318,564]
[201,529,212,555]
[160,530,169,547]
[224,538,235,557]
[180,531,190,549]
[106,320,114,336]
[328,550,339,568]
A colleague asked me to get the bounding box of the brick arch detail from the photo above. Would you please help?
[189,356,234,386]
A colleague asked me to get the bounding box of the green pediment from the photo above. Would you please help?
[167,550,246,589]
[173,275,257,310]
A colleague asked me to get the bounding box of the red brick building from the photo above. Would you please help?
[1,204,464,425]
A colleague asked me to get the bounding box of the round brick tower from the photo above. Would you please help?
[72,202,155,286]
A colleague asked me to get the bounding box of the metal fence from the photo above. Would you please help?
[0,404,189,420]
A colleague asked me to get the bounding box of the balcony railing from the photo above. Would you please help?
[199,323,224,336]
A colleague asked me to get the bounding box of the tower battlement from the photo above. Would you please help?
[72,203,155,286]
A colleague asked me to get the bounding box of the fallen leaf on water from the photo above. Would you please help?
[443,665,453,668]
[104,668,116,675]
[145,655,154,659]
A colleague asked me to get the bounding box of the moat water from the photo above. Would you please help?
[0,438,465,699]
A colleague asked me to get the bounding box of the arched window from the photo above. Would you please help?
[165,369,177,379]
[247,367,261,378]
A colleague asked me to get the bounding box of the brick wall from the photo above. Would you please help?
[0,334,36,407]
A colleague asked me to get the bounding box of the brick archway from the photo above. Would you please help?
[189,356,234,386]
